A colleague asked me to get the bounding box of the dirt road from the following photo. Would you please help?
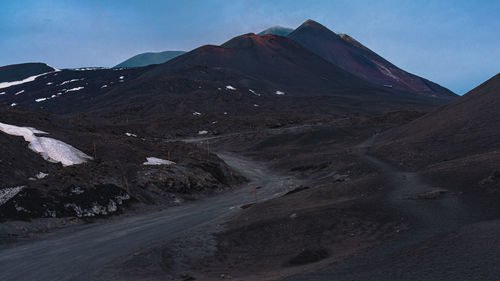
[0,153,299,281]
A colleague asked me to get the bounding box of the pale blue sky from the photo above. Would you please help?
[1,0,499,94]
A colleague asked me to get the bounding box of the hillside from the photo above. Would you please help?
[372,72,500,193]
[114,51,186,68]
[0,63,57,83]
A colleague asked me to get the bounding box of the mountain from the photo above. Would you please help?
[374,72,500,164]
[0,63,57,83]
[372,72,500,192]
[288,20,456,99]
[0,32,449,129]
[257,26,294,36]
[114,51,186,68]
[143,33,373,94]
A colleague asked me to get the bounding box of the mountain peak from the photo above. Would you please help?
[221,33,283,49]
[291,19,340,39]
[301,19,330,30]
[257,26,294,36]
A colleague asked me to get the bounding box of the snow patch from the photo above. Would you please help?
[60,78,83,86]
[35,97,47,103]
[65,87,84,92]
[46,82,53,85]
[225,85,236,91]
[10,103,16,107]
[375,62,399,80]
[253,104,259,107]
[275,91,285,95]
[249,89,260,96]
[0,122,93,166]
[73,67,102,71]
[36,172,48,179]
[47,65,61,72]
[0,186,24,206]
[192,112,201,116]
[0,92,5,95]
[14,90,25,95]
[125,132,137,137]
[198,130,208,135]
[143,157,176,166]
[0,71,53,90]
[101,85,108,88]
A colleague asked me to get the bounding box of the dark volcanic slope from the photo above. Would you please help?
[0,105,242,220]
[114,51,186,68]
[0,66,152,114]
[288,20,456,99]
[83,33,448,123]
[142,33,375,95]
[0,63,56,83]
[373,72,500,167]
[1,33,449,124]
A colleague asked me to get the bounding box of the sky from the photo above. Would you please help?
[1,0,499,95]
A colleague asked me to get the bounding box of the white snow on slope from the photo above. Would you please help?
[249,89,260,96]
[0,186,24,206]
[143,157,175,166]
[225,85,236,90]
[65,87,84,92]
[14,90,25,95]
[198,130,208,135]
[0,122,93,166]
[73,67,102,71]
[193,112,201,116]
[35,98,47,103]
[36,172,48,179]
[0,71,55,90]
[275,91,285,95]
[46,64,60,72]
[10,103,16,107]
[46,82,53,85]
[0,92,5,95]
[375,62,399,80]
[60,78,83,86]
[125,132,137,137]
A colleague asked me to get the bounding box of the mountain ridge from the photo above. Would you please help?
[114,50,186,68]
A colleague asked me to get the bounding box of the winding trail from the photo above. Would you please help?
[283,134,481,281]
[0,153,300,281]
